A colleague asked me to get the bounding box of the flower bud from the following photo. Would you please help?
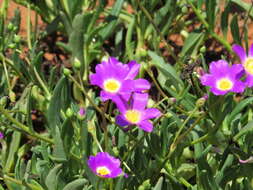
[0,132,4,139]
[141,61,149,71]
[8,43,16,49]
[77,107,85,120]
[195,67,205,77]
[0,96,8,107]
[165,112,173,118]
[182,147,193,159]
[13,35,21,43]
[200,46,206,53]
[196,96,207,107]
[7,23,14,31]
[31,86,45,102]
[169,97,176,104]
[138,48,147,57]
[112,147,119,157]
[73,58,81,69]
[239,156,253,164]
[147,98,155,108]
[87,121,96,134]
[13,26,18,32]
[180,30,189,39]
[66,108,74,118]
[9,91,16,102]
[142,179,151,189]
[63,68,71,76]
[181,6,188,13]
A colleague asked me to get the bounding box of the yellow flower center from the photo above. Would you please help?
[125,110,141,124]
[244,57,253,75]
[103,79,121,93]
[217,78,233,91]
[96,166,110,176]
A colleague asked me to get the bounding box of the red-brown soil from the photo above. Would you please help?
[0,0,253,50]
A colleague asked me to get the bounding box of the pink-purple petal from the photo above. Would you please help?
[232,81,246,93]
[87,156,97,171]
[246,75,253,87]
[210,87,229,96]
[132,93,148,110]
[108,57,119,65]
[142,108,162,120]
[87,152,123,178]
[232,44,247,63]
[133,79,151,91]
[113,95,128,113]
[231,64,245,78]
[209,60,229,74]
[100,90,115,102]
[95,61,107,74]
[201,74,216,86]
[116,115,130,127]
[109,168,123,178]
[201,59,246,95]
[90,57,150,102]
[125,60,140,79]
[249,44,253,57]
[138,120,153,132]
[120,80,134,94]
[89,74,103,87]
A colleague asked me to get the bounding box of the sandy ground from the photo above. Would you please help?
[0,0,252,46]
[0,0,43,36]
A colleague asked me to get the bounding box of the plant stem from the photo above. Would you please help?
[34,12,38,41]
[25,57,51,100]
[68,75,139,143]
[2,55,11,94]
[68,75,111,122]
[3,174,41,190]
[240,2,253,42]
[0,106,53,144]
[136,0,177,60]
[0,53,25,80]
[109,179,113,190]
[88,121,104,152]
[0,0,9,19]
[104,8,132,23]
[190,122,220,145]
[27,3,32,49]
[186,0,232,53]
[146,68,168,99]
[190,133,209,145]
[96,178,101,190]
[146,66,188,114]
[170,107,198,151]
[176,113,205,146]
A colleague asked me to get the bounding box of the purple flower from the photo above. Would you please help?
[200,60,245,95]
[239,156,253,164]
[89,57,150,102]
[0,132,3,139]
[232,44,253,87]
[87,152,123,178]
[79,108,85,116]
[114,93,161,132]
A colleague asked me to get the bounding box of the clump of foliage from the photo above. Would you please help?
[1,0,253,189]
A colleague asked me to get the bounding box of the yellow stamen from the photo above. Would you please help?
[125,110,141,124]
[103,79,120,93]
[217,78,233,91]
[244,57,253,75]
[96,166,110,176]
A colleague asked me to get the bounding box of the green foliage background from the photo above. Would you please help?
[0,0,253,189]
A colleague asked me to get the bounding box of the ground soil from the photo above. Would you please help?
[1,0,253,51]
